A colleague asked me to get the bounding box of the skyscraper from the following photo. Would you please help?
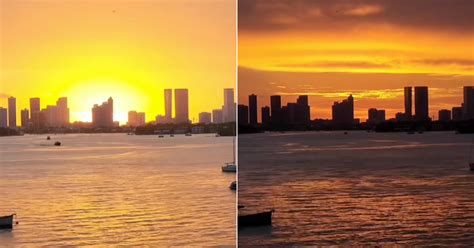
[56,97,70,126]
[438,109,451,122]
[270,95,281,124]
[92,97,114,127]
[238,104,249,125]
[296,95,310,124]
[368,108,385,124]
[223,88,235,122]
[21,109,29,128]
[249,94,257,125]
[414,86,429,121]
[8,96,16,128]
[0,107,7,128]
[452,106,463,121]
[404,86,412,119]
[261,106,270,125]
[199,112,212,124]
[164,89,172,122]
[30,97,41,129]
[174,89,189,123]
[463,86,474,120]
[212,109,223,124]
[332,95,354,125]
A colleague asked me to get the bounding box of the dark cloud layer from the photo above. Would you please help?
[239,0,474,33]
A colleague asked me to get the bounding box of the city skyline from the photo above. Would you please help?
[0,0,236,125]
[238,0,473,120]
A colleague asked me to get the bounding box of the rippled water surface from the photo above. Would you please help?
[239,131,474,246]
[0,133,236,246]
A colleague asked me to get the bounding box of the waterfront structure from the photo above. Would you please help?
[92,97,114,128]
[238,104,249,125]
[21,109,29,128]
[368,108,386,124]
[404,86,412,120]
[56,97,70,126]
[249,94,257,125]
[270,95,281,124]
[414,86,429,121]
[223,88,235,122]
[452,106,463,121]
[30,97,41,129]
[198,112,212,124]
[128,111,146,127]
[332,95,354,125]
[8,97,16,128]
[438,109,451,122]
[261,106,270,125]
[212,109,223,124]
[0,107,7,128]
[164,89,172,123]
[174,89,189,124]
[463,86,474,120]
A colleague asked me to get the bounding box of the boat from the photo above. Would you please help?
[54,141,61,146]
[185,133,192,136]
[0,214,15,229]
[222,137,237,172]
[238,210,274,228]
[158,135,164,138]
[46,136,51,140]
[229,181,236,190]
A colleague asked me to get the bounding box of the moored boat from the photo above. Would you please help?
[54,141,61,146]
[229,181,236,190]
[238,210,274,228]
[0,214,15,229]
[222,163,236,172]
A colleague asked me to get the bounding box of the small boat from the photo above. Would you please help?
[239,210,274,228]
[229,181,236,190]
[0,214,15,229]
[343,132,348,135]
[222,163,236,172]
[46,136,51,140]
[158,135,164,138]
[54,141,61,146]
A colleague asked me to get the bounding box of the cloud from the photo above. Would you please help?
[278,61,391,69]
[412,59,474,67]
[0,93,11,99]
[341,4,384,16]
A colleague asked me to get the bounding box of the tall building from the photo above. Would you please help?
[452,106,463,121]
[414,86,429,121]
[164,89,172,122]
[332,95,354,125]
[238,104,249,125]
[8,96,16,128]
[56,97,70,126]
[30,97,41,129]
[223,88,235,122]
[0,107,7,128]
[128,111,138,126]
[463,86,474,120]
[174,89,189,123]
[438,109,451,122]
[212,109,223,124]
[261,106,270,125]
[404,86,412,120]
[368,108,385,124]
[137,112,146,126]
[270,95,281,124]
[249,94,257,125]
[92,97,114,128]
[199,112,212,124]
[21,109,29,128]
[296,95,310,124]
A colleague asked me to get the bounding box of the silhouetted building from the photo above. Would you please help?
[8,97,16,128]
[238,104,249,125]
[463,86,474,120]
[270,95,281,124]
[395,112,406,122]
[332,95,354,125]
[212,109,223,124]
[295,95,310,124]
[368,108,385,124]
[438,109,451,122]
[261,106,270,125]
[128,111,145,126]
[249,94,257,125]
[174,89,189,123]
[56,97,70,126]
[414,86,429,121]
[452,106,463,121]
[30,97,41,129]
[0,107,7,128]
[137,112,145,126]
[223,88,235,122]
[164,89,172,123]
[404,86,412,120]
[21,109,29,128]
[92,97,114,128]
[199,112,212,124]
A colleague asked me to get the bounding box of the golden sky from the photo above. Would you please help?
[238,0,473,120]
[1,0,236,124]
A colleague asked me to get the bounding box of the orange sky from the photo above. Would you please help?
[1,0,236,124]
[238,0,473,121]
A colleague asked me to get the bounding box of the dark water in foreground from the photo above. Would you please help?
[239,131,474,246]
[0,133,236,246]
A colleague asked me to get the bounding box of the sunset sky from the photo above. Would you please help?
[238,0,473,120]
[1,0,236,124]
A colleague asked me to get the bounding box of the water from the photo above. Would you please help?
[0,133,236,247]
[238,131,474,246]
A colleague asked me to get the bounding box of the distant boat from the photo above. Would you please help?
[170,134,174,137]
[158,135,164,138]
[0,214,15,229]
[344,132,348,135]
[54,141,61,146]
[185,133,192,136]
[222,137,237,172]
[46,136,51,140]
[215,134,220,137]
[229,181,236,190]
[238,210,274,228]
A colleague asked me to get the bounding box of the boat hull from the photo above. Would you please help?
[0,215,14,229]
[239,211,273,228]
